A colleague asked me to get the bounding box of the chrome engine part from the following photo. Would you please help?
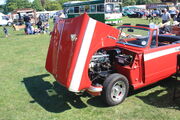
[88,50,112,82]
[88,49,133,84]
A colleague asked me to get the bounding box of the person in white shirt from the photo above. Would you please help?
[161,9,171,24]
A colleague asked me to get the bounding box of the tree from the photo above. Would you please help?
[32,0,43,11]
[20,0,31,8]
[151,0,162,3]
[123,0,136,6]
[57,0,69,6]
[123,0,163,6]
[45,0,61,11]
[136,0,161,5]
[0,5,5,13]
[5,0,18,12]
[40,0,46,8]
[57,0,86,8]
[161,0,179,5]
[5,0,31,12]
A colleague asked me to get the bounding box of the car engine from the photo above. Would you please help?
[88,49,133,85]
[88,50,112,84]
[115,54,133,66]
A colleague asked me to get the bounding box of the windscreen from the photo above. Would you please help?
[2,16,9,20]
[118,27,150,47]
[105,4,121,13]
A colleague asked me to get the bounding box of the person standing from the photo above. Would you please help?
[36,20,43,32]
[161,9,171,24]
[3,27,8,37]
[174,10,180,22]
[24,13,32,34]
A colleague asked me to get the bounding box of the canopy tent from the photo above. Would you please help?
[11,8,37,24]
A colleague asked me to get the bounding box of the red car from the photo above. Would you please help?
[46,14,180,106]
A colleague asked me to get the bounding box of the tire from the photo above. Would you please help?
[102,73,129,106]
[7,22,12,26]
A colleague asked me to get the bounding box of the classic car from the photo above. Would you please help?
[46,13,180,106]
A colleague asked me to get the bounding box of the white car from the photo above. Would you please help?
[0,13,13,26]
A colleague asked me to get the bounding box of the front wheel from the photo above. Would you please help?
[102,73,129,106]
[7,22,12,26]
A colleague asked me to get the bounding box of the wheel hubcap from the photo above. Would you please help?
[111,81,126,102]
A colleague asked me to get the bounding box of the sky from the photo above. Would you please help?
[0,0,34,5]
[0,0,6,5]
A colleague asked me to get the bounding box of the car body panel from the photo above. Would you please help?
[143,44,179,84]
[46,13,180,93]
[0,14,12,26]
[46,13,119,92]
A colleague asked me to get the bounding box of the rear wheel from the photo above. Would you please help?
[102,73,129,106]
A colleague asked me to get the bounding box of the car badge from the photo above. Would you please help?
[71,34,77,42]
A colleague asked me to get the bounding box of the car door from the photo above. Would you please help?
[143,36,180,84]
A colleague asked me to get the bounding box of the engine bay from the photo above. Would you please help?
[88,48,134,86]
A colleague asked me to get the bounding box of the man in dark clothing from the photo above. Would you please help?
[24,15,31,23]
[176,11,180,22]
[23,14,32,34]
[36,20,43,33]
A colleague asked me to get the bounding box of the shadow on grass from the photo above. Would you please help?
[22,74,180,110]
[22,74,88,113]
[135,77,180,110]
[86,96,109,107]
[87,78,180,108]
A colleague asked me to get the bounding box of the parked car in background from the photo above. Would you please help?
[0,13,13,26]
[128,11,144,18]
[122,10,134,16]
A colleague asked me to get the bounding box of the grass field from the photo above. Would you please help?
[0,17,179,120]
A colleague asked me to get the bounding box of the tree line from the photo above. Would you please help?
[2,0,68,13]
[0,0,168,13]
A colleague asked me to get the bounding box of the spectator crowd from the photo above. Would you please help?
[2,8,180,37]
[23,13,50,35]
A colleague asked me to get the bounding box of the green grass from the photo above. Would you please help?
[0,18,180,120]
[120,16,162,26]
